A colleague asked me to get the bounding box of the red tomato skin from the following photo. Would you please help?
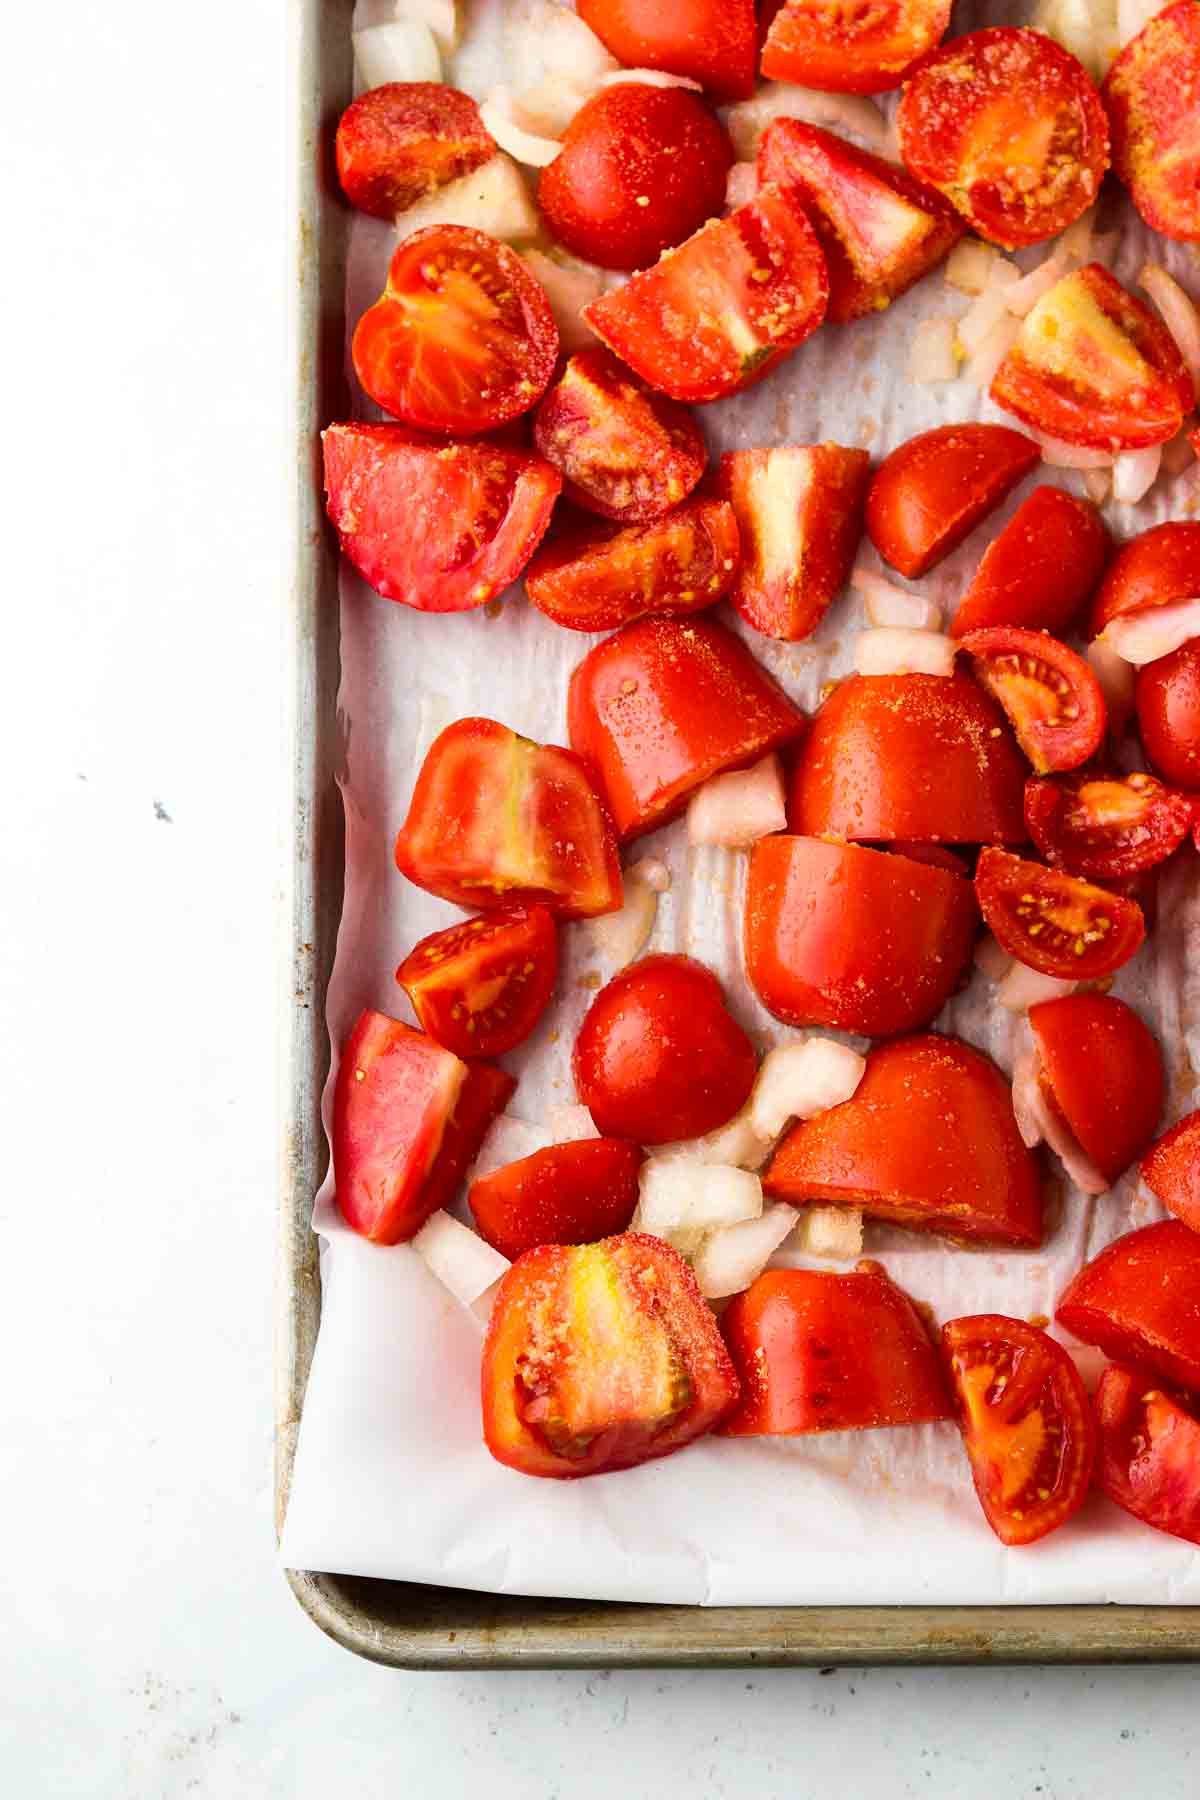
[1025,768,1194,879]
[334,83,495,220]
[568,615,806,840]
[764,1034,1043,1247]
[1094,1365,1200,1546]
[322,424,561,612]
[525,499,740,634]
[960,627,1106,774]
[468,1138,642,1261]
[573,954,757,1146]
[1141,1111,1200,1236]
[576,0,757,102]
[1090,522,1200,638]
[1103,1,1200,243]
[395,905,559,1059]
[761,0,952,95]
[1057,1221,1200,1393]
[744,836,978,1037]
[719,444,870,640]
[1137,643,1200,791]
[865,424,1040,578]
[950,487,1110,638]
[788,672,1028,845]
[1030,992,1165,1186]
[719,1267,952,1437]
[975,847,1146,983]
[538,84,733,272]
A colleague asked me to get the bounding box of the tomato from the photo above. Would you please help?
[942,1316,1096,1547]
[573,954,757,1145]
[975,847,1145,983]
[949,486,1110,639]
[761,0,952,95]
[1025,768,1194,879]
[960,628,1105,774]
[334,82,495,221]
[395,905,558,1059]
[1030,993,1165,1187]
[468,1138,642,1261]
[1057,1220,1200,1392]
[757,120,962,322]
[333,1010,514,1245]
[576,0,757,102]
[788,672,1028,844]
[719,1267,952,1438]
[525,499,740,634]
[581,184,829,404]
[532,348,707,524]
[321,423,561,613]
[1090,521,1200,639]
[865,424,1040,578]
[1136,642,1200,791]
[568,615,806,840]
[718,443,870,640]
[1103,1,1200,244]
[885,841,971,875]
[394,718,622,920]
[744,836,978,1037]
[990,264,1194,451]
[352,225,559,434]
[1094,1365,1200,1546]
[538,83,732,272]
[764,1034,1043,1246]
[1142,1110,1200,1236]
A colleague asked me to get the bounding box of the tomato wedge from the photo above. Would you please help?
[1136,642,1200,791]
[1142,1110,1200,1236]
[975,847,1145,982]
[1103,0,1200,244]
[960,628,1105,774]
[1031,993,1165,1187]
[942,1316,1096,1547]
[1025,767,1194,879]
[718,444,869,640]
[525,498,740,633]
[865,424,1040,579]
[1089,520,1200,639]
[334,82,495,220]
[468,1138,642,1262]
[1094,1365,1200,1546]
[395,905,558,1059]
[576,0,757,103]
[352,225,559,434]
[761,0,952,96]
[1057,1220,1200,1393]
[949,486,1110,639]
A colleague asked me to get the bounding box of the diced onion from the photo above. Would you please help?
[629,856,671,893]
[909,317,959,384]
[598,68,703,90]
[1058,207,1097,266]
[957,265,1021,352]
[1033,431,1114,470]
[539,5,621,86]
[353,19,441,88]
[1087,638,1136,734]
[395,154,539,241]
[1101,598,1200,665]
[974,933,1015,982]
[1140,263,1200,392]
[724,82,889,159]
[1082,467,1113,505]
[687,755,787,849]
[692,1204,799,1299]
[855,628,958,677]
[412,1210,511,1305]
[795,1205,864,1261]
[944,239,999,296]
[481,87,562,166]
[511,78,587,137]
[750,1039,866,1141]
[402,0,460,54]
[469,1275,507,1330]
[638,1161,763,1239]
[996,964,1078,1012]
[1005,250,1072,320]
[1119,0,1164,46]
[468,1113,552,1182]
[1113,445,1163,504]
[1033,0,1111,80]
[545,1102,599,1143]
[1162,428,1198,477]
[725,161,758,210]
[587,863,662,968]
[654,1103,776,1172]
[520,249,603,350]
[852,565,942,631]
[963,313,1020,391]
[1011,1050,1108,1193]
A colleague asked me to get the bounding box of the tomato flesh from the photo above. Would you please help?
[865,423,1040,579]
[1094,1365,1200,1546]
[525,498,740,634]
[950,486,1110,638]
[576,0,757,102]
[334,82,494,220]
[961,627,1105,774]
[1057,1220,1200,1393]
[1090,520,1200,639]
[396,905,558,1059]
[469,1138,642,1262]
[975,847,1145,983]
[1141,1110,1200,1236]
[1031,993,1164,1187]
[719,443,870,640]
[1136,641,1200,791]
[762,0,952,96]
[1103,1,1200,244]
[1025,767,1194,879]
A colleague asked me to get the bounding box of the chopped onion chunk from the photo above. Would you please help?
[638,1161,763,1239]
[996,964,1078,1012]
[855,628,957,678]
[692,1204,799,1299]
[353,19,441,88]
[412,1211,511,1305]
[687,755,786,849]
[750,1039,866,1141]
[1102,599,1200,666]
[395,154,539,241]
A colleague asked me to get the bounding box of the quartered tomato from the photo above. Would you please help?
[468,1138,642,1261]
[949,486,1110,638]
[1090,521,1200,638]
[764,1033,1043,1246]
[960,628,1106,774]
[394,718,622,919]
[990,264,1194,451]
[1103,0,1200,244]
[897,28,1110,248]
[1094,1365,1200,1546]
[482,1233,741,1478]
[1025,768,1194,879]
[865,424,1040,579]
[322,424,561,612]
[581,184,829,404]
[719,1266,952,1437]
[744,836,978,1037]
[352,225,559,433]
[334,82,495,220]
[333,1009,514,1245]
[568,615,806,840]
[577,0,757,102]
[1030,993,1165,1187]
[1057,1220,1200,1392]
[395,905,558,1059]
[942,1316,1096,1547]
[532,348,707,523]
[525,498,740,633]
[1141,1110,1200,1235]
[1136,642,1200,790]
[756,120,962,322]
[975,847,1145,982]
[718,443,870,640]
[761,0,952,95]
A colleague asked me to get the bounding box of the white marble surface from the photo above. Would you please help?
[2,3,1198,1793]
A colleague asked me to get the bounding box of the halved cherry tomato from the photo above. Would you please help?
[865,424,1040,579]
[581,184,829,404]
[573,954,757,1145]
[1057,1220,1200,1392]
[576,0,757,102]
[394,718,622,919]
[525,499,740,634]
[744,836,978,1037]
[468,1138,642,1261]
[538,83,733,272]
[334,82,495,220]
[757,120,962,321]
[482,1233,741,1478]
[333,1009,514,1244]
[764,1033,1043,1246]
[719,1266,952,1437]
[1141,1110,1200,1236]
[788,672,1028,844]
[568,615,806,840]
[949,487,1110,638]
[1136,642,1200,791]
[990,264,1195,451]
[975,847,1145,982]
[532,348,707,523]
[942,1316,1096,1547]
[1094,1365,1200,1545]
[1025,767,1194,879]
[961,628,1105,774]
[322,424,561,612]
[352,225,559,434]
[395,905,558,1059]
[1103,0,1200,244]
[1090,521,1200,639]
[719,443,870,640]
[1030,992,1165,1187]
[761,0,952,95]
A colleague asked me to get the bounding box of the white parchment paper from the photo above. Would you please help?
[280,0,1200,1602]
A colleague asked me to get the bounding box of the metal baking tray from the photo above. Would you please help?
[277,0,1200,1668]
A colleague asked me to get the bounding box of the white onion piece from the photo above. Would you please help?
[909,317,959,384]
[957,265,1021,352]
[1119,0,1164,45]
[1102,598,1200,665]
[723,82,889,158]
[402,0,460,53]
[655,1103,775,1172]
[481,87,562,166]
[1087,639,1136,734]
[395,154,539,241]
[795,1205,864,1261]
[855,628,958,677]
[750,1040,866,1141]
[353,19,441,88]
[974,932,1015,982]
[996,963,1078,1012]
[1011,1051,1108,1193]
[1112,445,1163,504]
[511,78,589,137]
[586,865,661,968]
[469,1274,506,1330]
[686,755,786,849]
[1140,263,1200,392]
[725,160,758,210]
[539,6,621,86]
[1033,431,1115,470]
[629,856,671,893]
[638,1161,763,1238]
[692,1204,799,1299]
[1005,250,1071,320]
[852,565,942,630]
[1033,0,1111,79]
[598,68,703,90]
[963,313,1020,391]
[520,249,603,350]
[1082,467,1113,505]
[468,1113,553,1182]
[1162,428,1197,476]
[545,1102,599,1143]
[412,1211,511,1305]
[1011,1049,1045,1151]
[944,239,999,296]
